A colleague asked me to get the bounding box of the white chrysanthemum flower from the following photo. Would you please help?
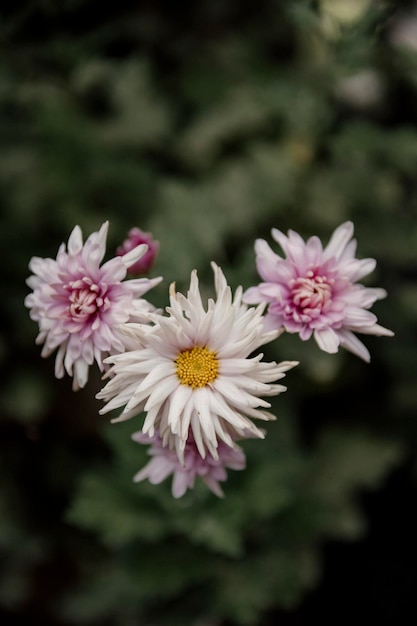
[97,263,297,460]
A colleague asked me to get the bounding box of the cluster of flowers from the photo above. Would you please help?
[25,221,393,498]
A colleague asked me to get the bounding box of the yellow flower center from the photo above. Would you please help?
[175,346,219,389]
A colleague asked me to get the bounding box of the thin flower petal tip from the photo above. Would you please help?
[243,221,394,362]
[132,431,246,498]
[116,227,159,275]
[97,263,296,459]
[25,222,161,390]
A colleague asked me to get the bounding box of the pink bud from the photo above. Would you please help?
[116,227,159,275]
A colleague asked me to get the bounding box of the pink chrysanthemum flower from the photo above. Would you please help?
[243,221,394,362]
[25,221,162,390]
[97,263,297,460]
[116,227,159,275]
[132,432,246,498]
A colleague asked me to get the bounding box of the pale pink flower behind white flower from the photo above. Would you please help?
[25,221,162,390]
[132,432,246,498]
[97,263,297,461]
[243,221,394,363]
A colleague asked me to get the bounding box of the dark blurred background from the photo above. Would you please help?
[1,1,417,624]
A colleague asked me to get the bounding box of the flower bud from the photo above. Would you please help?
[117,227,159,274]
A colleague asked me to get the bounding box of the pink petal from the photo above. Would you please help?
[343,257,376,281]
[305,235,323,264]
[254,239,281,282]
[202,475,225,497]
[172,470,193,498]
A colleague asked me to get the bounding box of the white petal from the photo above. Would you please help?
[120,243,148,269]
[191,412,206,459]
[352,323,394,337]
[314,327,340,354]
[73,358,89,390]
[337,329,371,362]
[193,388,217,448]
[219,356,263,374]
[323,221,354,261]
[112,401,146,423]
[84,221,108,264]
[126,373,178,414]
[179,397,194,440]
[67,225,84,255]
[54,344,66,379]
[167,385,194,435]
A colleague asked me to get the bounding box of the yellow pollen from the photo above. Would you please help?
[175,346,219,389]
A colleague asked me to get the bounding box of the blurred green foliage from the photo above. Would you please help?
[1,0,417,624]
